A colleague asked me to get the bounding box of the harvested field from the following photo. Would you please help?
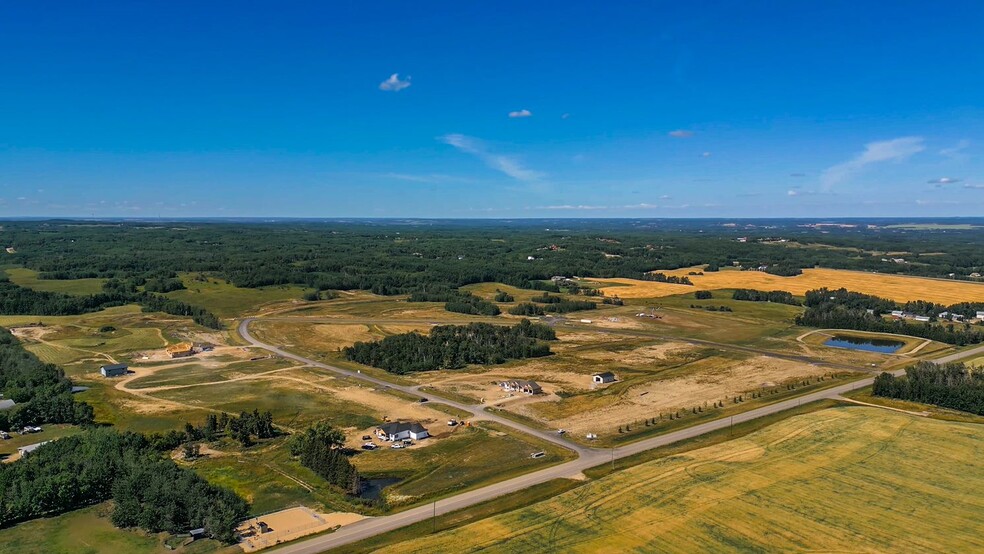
[594,267,984,304]
[376,407,984,554]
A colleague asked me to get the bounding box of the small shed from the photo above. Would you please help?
[100,364,129,377]
[18,441,49,457]
[592,372,617,384]
[189,528,207,541]
[0,399,15,411]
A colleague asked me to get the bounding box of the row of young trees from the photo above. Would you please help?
[407,289,501,316]
[0,277,222,329]
[732,289,800,305]
[0,428,249,541]
[873,362,984,415]
[343,320,556,374]
[0,327,94,430]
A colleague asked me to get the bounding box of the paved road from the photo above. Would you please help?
[239,318,984,554]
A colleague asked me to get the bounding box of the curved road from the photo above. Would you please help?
[236,318,984,554]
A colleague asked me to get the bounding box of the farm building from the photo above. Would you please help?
[593,372,617,384]
[500,380,543,395]
[18,441,49,458]
[100,363,129,377]
[376,422,429,442]
[0,399,15,411]
[977,311,984,320]
[166,342,195,358]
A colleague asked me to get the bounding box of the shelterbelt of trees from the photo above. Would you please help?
[0,276,221,329]
[873,362,984,415]
[343,320,556,374]
[795,288,984,345]
[0,329,250,541]
[3,220,982,297]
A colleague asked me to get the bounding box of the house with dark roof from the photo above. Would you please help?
[376,421,429,442]
[592,371,617,384]
[100,363,129,377]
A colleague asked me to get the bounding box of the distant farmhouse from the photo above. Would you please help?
[100,363,129,377]
[166,342,195,358]
[0,398,15,411]
[593,372,617,384]
[500,380,543,395]
[376,422,429,442]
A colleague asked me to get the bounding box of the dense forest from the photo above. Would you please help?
[0,428,249,541]
[288,422,360,494]
[873,362,984,415]
[2,220,982,300]
[796,288,984,345]
[0,327,94,430]
[0,277,221,329]
[343,320,556,373]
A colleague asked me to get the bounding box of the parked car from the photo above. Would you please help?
[362,435,372,441]
[361,442,377,450]
[447,419,458,426]
[390,442,405,449]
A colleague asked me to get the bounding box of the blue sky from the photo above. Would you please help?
[1,1,982,218]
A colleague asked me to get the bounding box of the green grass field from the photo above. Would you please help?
[374,406,984,553]
[0,503,226,554]
[164,274,310,318]
[4,267,108,295]
[126,357,296,389]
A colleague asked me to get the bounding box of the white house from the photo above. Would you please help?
[17,441,49,458]
[592,372,617,384]
[500,380,543,395]
[977,311,984,320]
[376,422,429,442]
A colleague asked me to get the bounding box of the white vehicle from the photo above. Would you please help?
[361,442,377,450]
[557,429,566,435]
[585,433,597,440]
[0,431,10,440]
[530,451,545,459]
[447,419,458,426]
[390,442,405,449]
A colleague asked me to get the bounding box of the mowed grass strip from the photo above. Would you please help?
[594,267,984,304]
[165,273,311,318]
[373,406,984,554]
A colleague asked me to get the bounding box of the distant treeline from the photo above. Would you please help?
[0,327,94,430]
[0,427,249,541]
[732,289,800,305]
[873,362,984,415]
[641,273,693,285]
[0,277,221,329]
[795,288,984,345]
[343,320,556,373]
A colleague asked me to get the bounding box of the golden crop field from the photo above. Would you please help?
[377,407,984,554]
[594,267,984,304]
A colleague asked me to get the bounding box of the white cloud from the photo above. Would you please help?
[668,129,694,138]
[964,183,984,189]
[940,139,970,160]
[508,109,532,118]
[659,194,672,200]
[379,73,411,92]
[440,134,544,182]
[561,113,570,119]
[700,151,711,158]
[787,190,798,196]
[539,204,607,210]
[820,136,925,190]
[927,177,960,186]
[381,172,473,184]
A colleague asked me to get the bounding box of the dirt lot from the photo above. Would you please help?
[238,507,363,552]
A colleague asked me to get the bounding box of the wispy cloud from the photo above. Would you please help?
[379,73,411,92]
[440,134,544,182]
[700,151,711,158]
[940,139,970,161]
[508,109,532,118]
[820,136,924,190]
[539,204,608,210]
[964,183,984,189]
[789,172,807,177]
[668,129,694,138]
[380,172,473,185]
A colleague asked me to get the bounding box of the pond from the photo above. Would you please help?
[824,335,904,354]
[358,477,402,500]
